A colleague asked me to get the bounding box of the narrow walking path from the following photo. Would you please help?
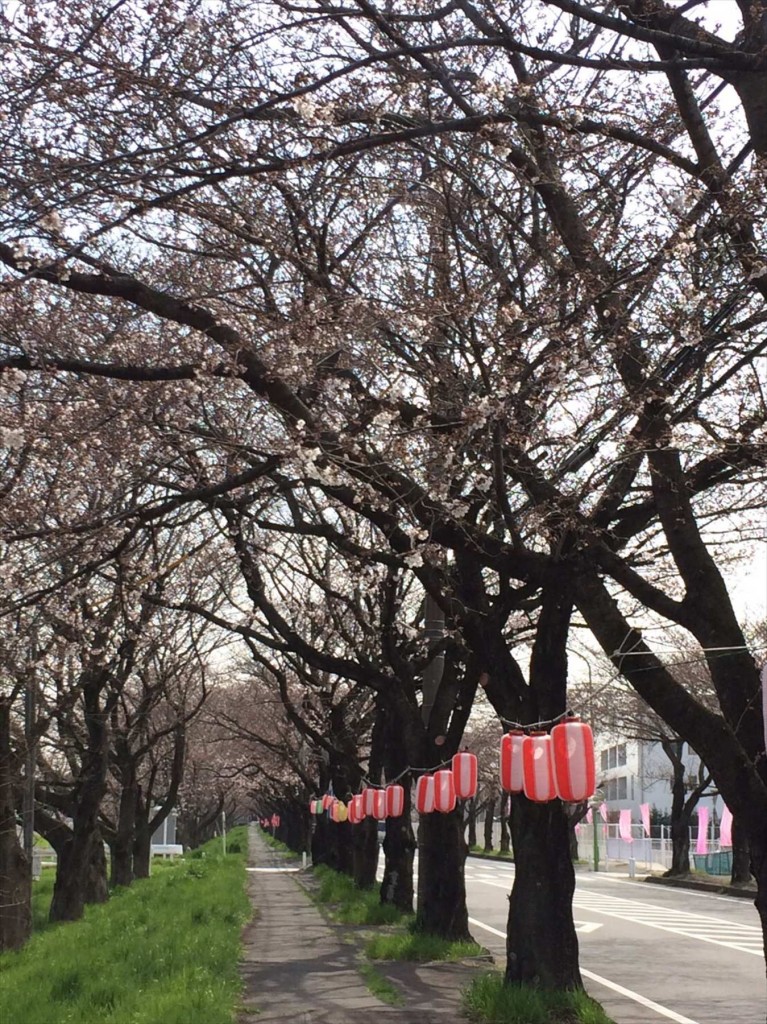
[238,826,486,1023]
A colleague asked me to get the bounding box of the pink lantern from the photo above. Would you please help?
[308,800,316,815]
[551,719,595,802]
[385,784,405,817]
[322,794,333,811]
[353,794,366,820]
[348,794,364,824]
[433,769,457,813]
[362,787,377,816]
[500,731,525,792]
[372,789,387,820]
[452,751,478,799]
[522,733,557,802]
[415,774,435,814]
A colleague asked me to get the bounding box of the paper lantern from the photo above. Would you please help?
[415,774,435,813]
[551,719,595,801]
[309,799,321,815]
[500,731,525,792]
[322,793,333,811]
[362,787,377,816]
[433,769,457,813]
[372,789,387,820]
[522,733,557,802]
[452,752,478,799]
[385,784,404,817]
[348,795,363,824]
[330,800,348,823]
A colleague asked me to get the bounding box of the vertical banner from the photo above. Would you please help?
[599,802,608,821]
[586,807,593,824]
[720,804,733,848]
[696,806,709,855]
[640,802,651,837]
[619,808,633,843]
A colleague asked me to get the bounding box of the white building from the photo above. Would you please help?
[595,736,718,820]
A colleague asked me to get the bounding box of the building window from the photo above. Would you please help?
[601,750,608,771]
[617,743,627,766]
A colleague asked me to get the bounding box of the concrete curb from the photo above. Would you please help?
[644,874,756,899]
[467,851,514,864]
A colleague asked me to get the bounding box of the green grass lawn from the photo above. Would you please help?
[366,929,484,962]
[1,828,251,1024]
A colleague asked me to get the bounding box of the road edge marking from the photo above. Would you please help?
[467,917,701,1024]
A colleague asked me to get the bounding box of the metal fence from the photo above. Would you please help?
[574,822,732,875]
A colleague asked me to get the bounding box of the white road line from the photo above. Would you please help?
[469,875,762,956]
[467,917,701,1024]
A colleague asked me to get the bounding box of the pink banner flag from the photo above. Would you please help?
[599,802,608,822]
[575,823,583,836]
[640,803,651,837]
[696,806,709,854]
[586,807,593,824]
[619,809,633,843]
[720,804,733,848]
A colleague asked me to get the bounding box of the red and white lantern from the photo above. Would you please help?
[551,718,596,802]
[363,787,377,816]
[322,793,333,811]
[452,752,478,799]
[433,769,457,813]
[372,788,387,820]
[522,733,557,802]
[385,784,405,818]
[348,794,364,824]
[500,731,525,792]
[415,774,435,814]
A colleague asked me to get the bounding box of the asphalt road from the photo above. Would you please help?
[462,857,765,1024]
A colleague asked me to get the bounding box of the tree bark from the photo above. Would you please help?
[499,794,511,854]
[49,684,110,922]
[0,699,31,951]
[352,816,379,888]
[110,774,138,887]
[730,814,752,886]
[506,798,581,989]
[466,797,477,848]
[415,806,471,939]
[483,795,496,852]
[381,786,415,911]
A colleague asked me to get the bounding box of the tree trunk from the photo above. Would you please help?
[730,814,752,886]
[353,816,379,889]
[0,699,31,951]
[415,806,471,939]
[381,787,415,911]
[483,796,496,852]
[111,776,138,887]
[84,832,108,904]
[466,798,477,848]
[133,822,152,879]
[499,794,511,855]
[506,798,581,989]
[49,682,110,922]
[663,741,691,877]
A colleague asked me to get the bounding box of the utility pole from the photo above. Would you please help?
[22,628,37,861]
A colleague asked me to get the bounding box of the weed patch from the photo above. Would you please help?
[463,972,615,1024]
[313,865,409,926]
[366,930,484,962]
[357,961,404,1005]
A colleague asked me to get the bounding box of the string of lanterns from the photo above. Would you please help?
[309,718,596,822]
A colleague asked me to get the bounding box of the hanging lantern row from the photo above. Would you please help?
[500,719,595,803]
[306,728,593,821]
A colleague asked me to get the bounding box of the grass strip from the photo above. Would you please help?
[463,971,616,1024]
[366,930,484,962]
[357,961,405,1006]
[0,827,251,1024]
[313,864,409,926]
[469,846,514,861]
